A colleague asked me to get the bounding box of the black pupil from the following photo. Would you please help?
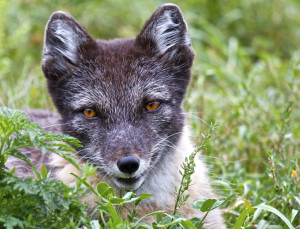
[85,109,93,116]
[148,102,159,110]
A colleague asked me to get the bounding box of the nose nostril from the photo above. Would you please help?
[117,156,140,174]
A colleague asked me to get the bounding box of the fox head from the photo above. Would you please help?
[42,4,194,190]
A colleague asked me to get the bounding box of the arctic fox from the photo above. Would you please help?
[8,4,225,228]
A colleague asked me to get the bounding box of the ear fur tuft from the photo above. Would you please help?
[136,3,194,65]
[42,11,94,79]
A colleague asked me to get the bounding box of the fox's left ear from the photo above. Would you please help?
[136,4,194,69]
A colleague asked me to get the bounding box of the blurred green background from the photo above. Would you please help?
[1,0,299,227]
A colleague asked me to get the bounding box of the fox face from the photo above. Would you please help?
[42,4,194,190]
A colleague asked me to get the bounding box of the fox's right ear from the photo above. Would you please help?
[42,11,96,80]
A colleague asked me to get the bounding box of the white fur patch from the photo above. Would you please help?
[44,12,85,63]
[152,10,189,54]
[52,22,79,62]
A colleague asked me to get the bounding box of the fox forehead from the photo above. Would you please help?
[67,77,172,111]
[63,50,173,111]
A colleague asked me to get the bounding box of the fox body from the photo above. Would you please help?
[8,4,225,228]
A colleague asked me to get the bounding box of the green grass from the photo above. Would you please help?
[0,0,299,228]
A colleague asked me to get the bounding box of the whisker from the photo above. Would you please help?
[42,123,68,129]
[151,131,183,151]
[180,112,210,127]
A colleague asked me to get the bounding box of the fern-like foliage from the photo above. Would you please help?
[0,107,89,228]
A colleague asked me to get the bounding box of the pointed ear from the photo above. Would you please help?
[42,11,96,80]
[136,4,194,68]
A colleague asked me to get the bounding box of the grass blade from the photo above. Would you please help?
[254,203,295,229]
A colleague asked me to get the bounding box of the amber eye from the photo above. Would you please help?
[145,101,161,112]
[83,108,97,119]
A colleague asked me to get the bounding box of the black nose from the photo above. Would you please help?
[117,156,140,174]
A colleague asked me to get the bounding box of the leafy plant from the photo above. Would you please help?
[171,121,234,228]
[215,99,300,228]
[0,107,89,228]
[174,122,220,215]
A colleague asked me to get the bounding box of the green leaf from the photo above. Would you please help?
[41,164,47,179]
[181,219,196,229]
[97,182,115,200]
[135,193,152,206]
[133,211,165,227]
[122,191,135,200]
[190,198,217,212]
[97,182,110,196]
[191,195,235,213]
[8,167,15,175]
[9,150,41,179]
[156,217,184,227]
[291,209,299,223]
[110,197,126,204]
[187,217,201,228]
[254,203,295,229]
[138,193,153,200]
[213,195,235,210]
[71,173,98,196]
[3,216,27,229]
[156,212,163,224]
[200,199,217,212]
[107,201,122,224]
[233,207,254,229]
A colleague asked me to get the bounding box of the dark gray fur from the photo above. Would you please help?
[41,4,194,185]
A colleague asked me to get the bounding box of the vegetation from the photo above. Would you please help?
[0,0,299,228]
[0,108,89,228]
